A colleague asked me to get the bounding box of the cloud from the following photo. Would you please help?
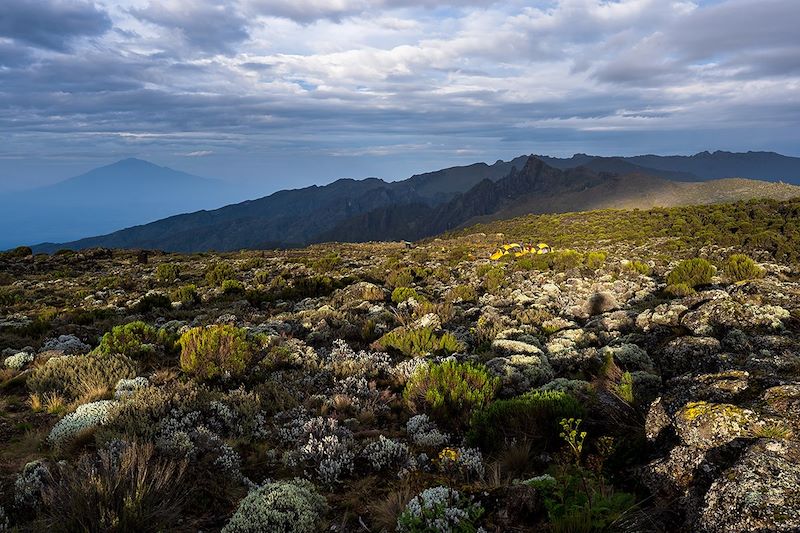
[130,0,249,54]
[0,0,111,51]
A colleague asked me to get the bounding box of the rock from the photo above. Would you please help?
[582,291,619,317]
[599,343,654,372]
[698,439,800,533]
[486,353,554,397]
[491,339,543,357]
[410,313,441,331]
[682,299,790,336]
[657,336,721,378]
[674,401,756,450]
[333,282,387,306]
[41,334,90,355]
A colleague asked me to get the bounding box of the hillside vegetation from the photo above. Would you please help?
[1,198,800,532]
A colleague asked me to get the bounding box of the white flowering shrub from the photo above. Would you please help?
[113,376,149,399]
[14,459,50,510]
[222,479,327,533]
[392,358,428,384]
[396,486,484,533]
[47,400,116,448]
[4,352,33,370]
[325,339,391,378]
[283,416,356,485]
[406,414,449,448]
[438,447,485,482]
[362,435,410,472]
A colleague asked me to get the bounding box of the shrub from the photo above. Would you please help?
[483,266,505,293]
[172,284,200,305]
[179,325,253,380]
[386,268,414,288]
[3,246,32,259]
[392,287,423,304]
[205,262,235,286]
[666,258,715,289]
[39,442,187,532]
[665,282,695,297]
[377,327,463,358]
[585,251,607,270]
[47,400,115,448]
[396,486,483,533]
[134,293,172,313]
[28,353,136,402]
[468,390,585,454]
[156,263,180,283]
[222,279,245,295]
[312,252,342,273]
[552,250,583,272]
[404,361,499,427]
[95,321,176,361]
[626,260,651,275]
[724,254,764,282]
[254,270,271,285]
[222,478,327,533]
[445,285,477,303]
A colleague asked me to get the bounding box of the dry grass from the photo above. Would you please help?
[366,481,414,532]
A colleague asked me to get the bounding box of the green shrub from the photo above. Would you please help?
[551,250,583,271]
[2,246,32,259]
[665,282,696,297]
[445,285,477,303]
[172,284,200,306]
[205,262,235,287]
[626,260,651,275]
[312,252,342,273]
[468,390,585,453]
[386,267,414,288]
[28,353,136,402]
[666,258,715,289]
[483,266,505,293]
[134,293,172,313]
[95,321,176,361]
[404,361,499,427]
[724,254,764,282]
[585,251,607,270]
[391,287,423,304]
[221,478,327,533]
[222,279,245,295]
[179,325,253,380]
[254,270,271,285]
[377,327,463,357]
[156,263,180,283]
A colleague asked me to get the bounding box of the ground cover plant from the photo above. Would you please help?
[1,198,800,531]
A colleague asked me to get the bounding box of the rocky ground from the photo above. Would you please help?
[0,201,799,532]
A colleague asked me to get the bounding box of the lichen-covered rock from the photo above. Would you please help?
[657,336,721,378]
[332,282,387,307]
[491,338,543,357]
[682,299,790,336]
[582,291,619,317]
[674,401,756,450]
[600,343,654,372]
[698,439,800,533]
[41,334,90,355]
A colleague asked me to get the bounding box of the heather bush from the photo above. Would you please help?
[585,251,607,270]
[222,279,245,295]
[28,353,136,402]
[222,479,327,533]
[404,361,499,427]
[724,254,764,282]
[134,292,171,313]
[666,258,715,289]
[39,442,187,532]
[156,263,180,283]
[392,287,423,304]
[172,284,200,305]
[665,282,695,297]
[377,327,463,357]
[445,285,477,303]
[312,252,342,273]
[95,321,176,361]
[205,262,235,286]
[468,390,584,453]
[179,325,253,380]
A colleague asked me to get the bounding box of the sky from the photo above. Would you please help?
[1,0,798,194]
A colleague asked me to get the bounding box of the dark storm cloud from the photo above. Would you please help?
[0,0,111,51]
[130,1,249,54]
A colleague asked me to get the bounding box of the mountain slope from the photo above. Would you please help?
[318,158,800,242]
[0,159,242,249]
